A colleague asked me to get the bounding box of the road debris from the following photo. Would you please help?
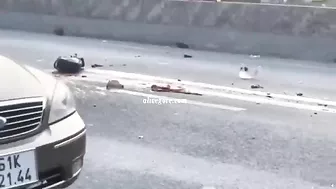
[81,75,87,78]
[122,64,126,66]
[296,93,303,96]
[318,103,328,107]
[251,84,263,89]
[91,64,103,68]
[314,112,317,115]
[93,104,97,107]
[135,55,141,58]
[239,65,261,80]
[138,136,144,139]
[266,92,272,98]
[249,54,260,58]
[53,53,85,73]
[106,80,124,90]
[184,54,192,58]
[151,84,202,96]
[53,27,64,36]
[176,42,189,49]
[177,79,181,82]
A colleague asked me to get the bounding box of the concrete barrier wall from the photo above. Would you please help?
[0,0,336,62]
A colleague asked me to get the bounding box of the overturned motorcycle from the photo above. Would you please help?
[53,54,85,73]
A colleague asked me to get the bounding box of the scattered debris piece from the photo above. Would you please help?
[266,92,272,98]
[182,92,202,96]
[184,54,192,58]
[314,112,317,115]
[239,65,261,80]
[53,27,64,36]
[256,102,260,105]
[151,84,202,96]
[296,93,303,96]
[317,103,328,107]
[135,55,141,58]
[151,85,177,92]
[251,137,256,140]
[122,64,126,66]
[138,136,144,139]
[81,75,87,78]
[53,54,85,73]
[249,54,260,58]
[177,79,181,82]
[93,104,97,107]
[231,83,234,85]
[106,80,124,90]
[251,84,263,89]
[176,42,189,49]
[91,64,103,68]
[109,64,114,67]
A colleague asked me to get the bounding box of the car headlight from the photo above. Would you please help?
[48,81,76,124]
[23,65,76,125]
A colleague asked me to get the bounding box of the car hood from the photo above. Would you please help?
[0,56,44,101]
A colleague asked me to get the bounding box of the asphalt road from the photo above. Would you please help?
[0,29,336,189]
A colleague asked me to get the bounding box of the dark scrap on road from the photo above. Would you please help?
[184,54,193,58]
[176,42,189,49]
[151,84,202,96]
[106,80,124,90]
[251,84,263,89]
[296,93,303,96]
[91,64,103,68]
[53,26,65,36]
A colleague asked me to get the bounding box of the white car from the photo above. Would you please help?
[0,55,86,189]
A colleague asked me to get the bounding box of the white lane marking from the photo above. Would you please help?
[94,87,246,112]
[83,69,336,107]
[178,0,333,9]
[187,88,336,113]
[86,137,321,188]
[63,75,336,113]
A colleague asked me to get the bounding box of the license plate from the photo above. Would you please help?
[0,150,38,188]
